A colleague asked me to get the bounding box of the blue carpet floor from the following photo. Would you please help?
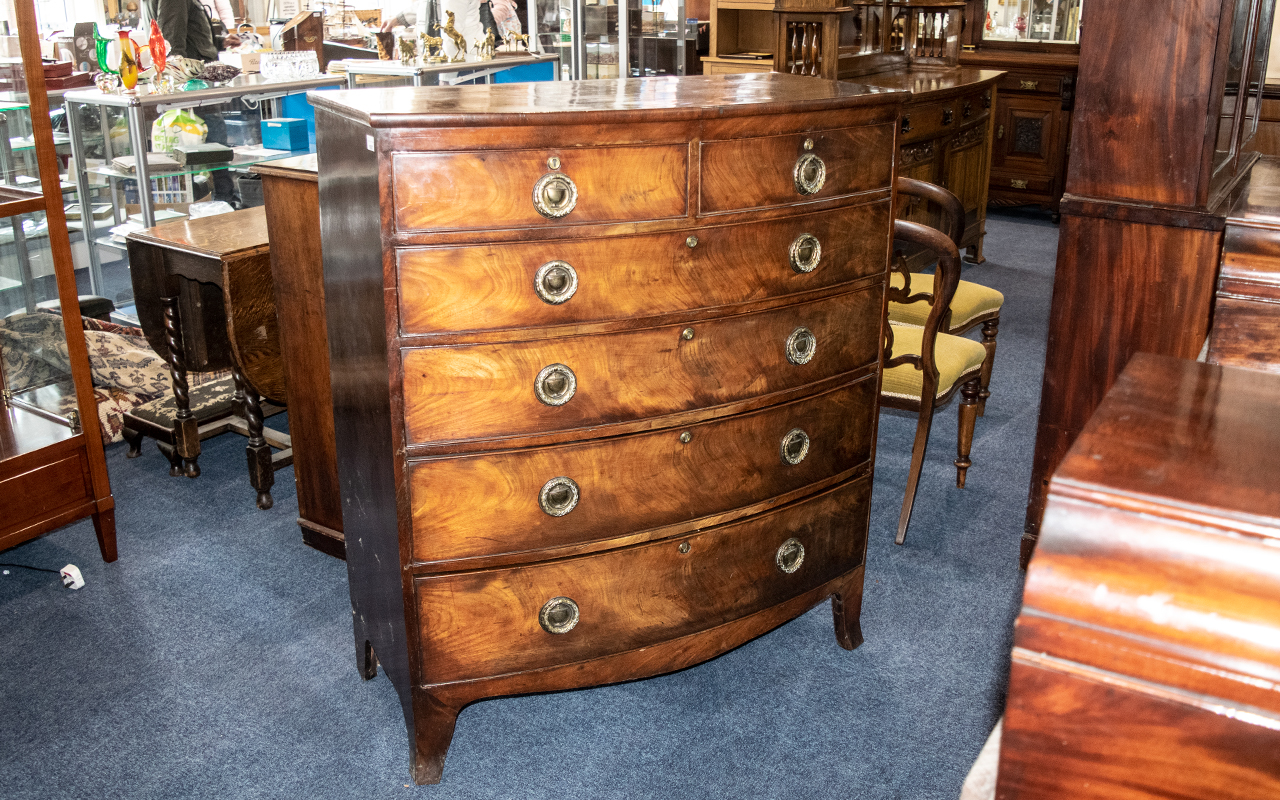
[0,209,1057,799]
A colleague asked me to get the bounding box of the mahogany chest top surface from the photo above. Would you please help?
[309,72,907,127]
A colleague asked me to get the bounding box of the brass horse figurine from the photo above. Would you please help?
[420,33,445,62]
[434,11,468,63]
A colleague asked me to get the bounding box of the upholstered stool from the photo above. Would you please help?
[121,374,289,508]
[122,375,241,478]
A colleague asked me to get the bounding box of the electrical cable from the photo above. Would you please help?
[0,562,62,574]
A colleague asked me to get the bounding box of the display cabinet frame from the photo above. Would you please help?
[0,0,116,561]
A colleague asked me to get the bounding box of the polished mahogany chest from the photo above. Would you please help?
[311,73,904,784]
[999,353,1280,799]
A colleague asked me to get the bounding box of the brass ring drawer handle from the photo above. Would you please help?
[539,596,580,634]
[534,260,578,305]
[775,537,805,574]
[534,363,577,406]
[789,233,821,274]
[786,326,816,365]
[538,476,580,516]
[780,428,810,465]
[533,172,578,219]
[793,152,826,196]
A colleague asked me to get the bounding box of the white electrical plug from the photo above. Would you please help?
[60,564,85,590]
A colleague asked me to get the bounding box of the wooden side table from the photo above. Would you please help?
[251,155,345,559]
[125,207,291,509]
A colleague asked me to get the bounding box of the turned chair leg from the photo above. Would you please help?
[896,393,937,546]
[978,318,999,417]
[956,378,981,488]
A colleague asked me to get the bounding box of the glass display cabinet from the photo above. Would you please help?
[1,0,116,562]
[627,0,696,76]
[536,0,628,79]
[980,0,1082,45]
[62,75,342,320]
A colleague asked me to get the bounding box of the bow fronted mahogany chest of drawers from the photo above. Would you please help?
[311,73,905,784]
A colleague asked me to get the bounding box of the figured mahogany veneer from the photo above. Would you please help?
[1021,0,1279,564]
[396,200,891,335]
[401,285,882,446]
[408,377,876,566]
[998,353,1280,799]
[699,124,894,213]
[1208,155,1280,374]
[312,73,904,785]
[416,477,872,685]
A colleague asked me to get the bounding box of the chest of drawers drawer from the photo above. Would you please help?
[401,284,882,446]
[413,476,871,685]
[392,144,689,233]
[699,124,895,214]
[396,200,891,335]
[407,376,876,565]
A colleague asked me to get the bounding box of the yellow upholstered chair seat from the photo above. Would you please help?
[888,272,1004,330]
[882,323,987,401]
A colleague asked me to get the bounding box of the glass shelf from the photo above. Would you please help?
[85,147,310,183]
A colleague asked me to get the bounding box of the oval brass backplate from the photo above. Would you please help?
[789,233,821,274]
[532,172,578,219]
[793,153,826,196]
[539,596,580,634]
[534,363,577,406]
[533,260,578,305]
[786,327,817,365]
[775,538,805,574]
[538,476,580,517]
[780,428,810,465]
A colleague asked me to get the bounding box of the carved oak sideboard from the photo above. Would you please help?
[311,73,904,784]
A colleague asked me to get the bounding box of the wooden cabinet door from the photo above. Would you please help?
[994,95,1063,179]
[896,140,942,229]
[943,125,991,227]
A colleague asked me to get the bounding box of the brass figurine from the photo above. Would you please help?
[507,32,529,52]
[473,27,496,60]
[398,35,417,65]
[421,33,445,63]
[435,11,468,63]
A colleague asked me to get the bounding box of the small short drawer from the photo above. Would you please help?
[400,285,883,446]
[406,376,876,564]
[699,124,894,214]
[898,98,960,145]
[992,172,1054,195]
[998,72,1062,97]
[392,144,688,232]
[413,476,871,684]
[396,200,891,335]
